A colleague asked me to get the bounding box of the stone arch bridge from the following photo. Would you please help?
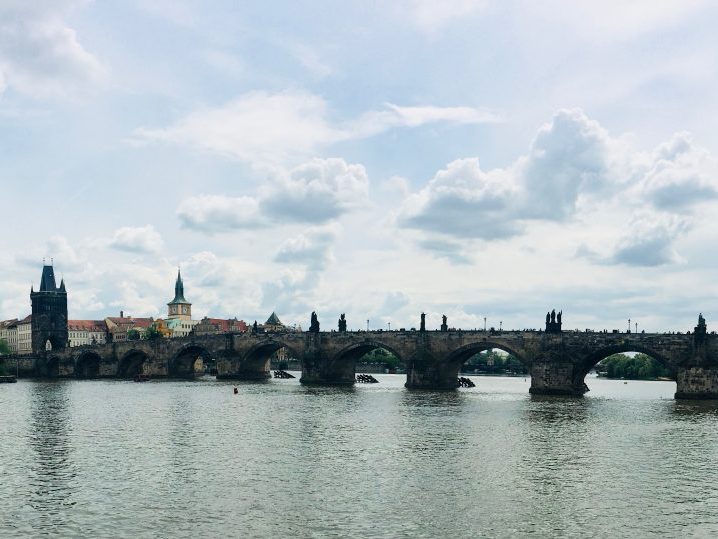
[6,317,718,399]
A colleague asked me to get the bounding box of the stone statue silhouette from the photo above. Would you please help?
[252,320,258,333]
[546,312,551,325]
[442,314,447,326]
[557,311,562,325]
[338,313,347,332]
[699,313,706,326]
[420,312,426,332]
[551,309,556,323]
[310,311,320,332]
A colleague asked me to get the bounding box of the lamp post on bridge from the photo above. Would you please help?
[366,319,369,332]
[628,318,631,333]
[635,322,638,334]
[484,317,487,332]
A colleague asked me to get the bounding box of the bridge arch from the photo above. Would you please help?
[169,344,213,378]
[575,343,676,388]
[331,340,406,366]
[325,340,406,382]
[34,355,60,378]
[75,350,102,378]
[118,349,149,378]
[444,341,528,367]
[427,340,529,388]
[243,339,302,372]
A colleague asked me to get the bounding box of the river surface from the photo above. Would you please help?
[2,374,718,538]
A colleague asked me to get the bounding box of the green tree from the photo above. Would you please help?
[127,329,141,341]
[0,338,10,355]
[464,350,528,375]
[359,348,400,369]
[597,353,671,380]
[145,325,162,340]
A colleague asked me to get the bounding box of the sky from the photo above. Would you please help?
[1,0,718,332]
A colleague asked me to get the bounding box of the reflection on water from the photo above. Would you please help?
[1,375,718,538]
[27,382,77,535]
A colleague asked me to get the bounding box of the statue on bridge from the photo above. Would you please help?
[310,312,320,333]
[545,309,563,333]
[420,312,426,332]
[695,313,707,344]
[252,320,258,333]
[338,313,347,332]
[441,314,448,332]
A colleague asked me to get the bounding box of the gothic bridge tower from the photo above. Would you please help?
[31,263,68,354]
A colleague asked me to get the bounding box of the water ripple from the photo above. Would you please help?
[1,376,718,537]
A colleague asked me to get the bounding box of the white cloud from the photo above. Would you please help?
[398,157,520,239]
[610,213,689,267]
[638,133,718,212]
[177,158,369,233]
[531,0,711,40]
[177,195,263,232]
[135,90,336,165]
[285,41,331,78]
[517,109,614,220]
[260,268,315,314]
[109,225,163,254]
[260,158,370,223]
[416,238,473,265]
[16,235,85,272]
[351,103,501,138]
[398,109,716,265]
[274,226,339,271]
[0,0,103,99]
[135,90,500,166]
[401,0,488,34]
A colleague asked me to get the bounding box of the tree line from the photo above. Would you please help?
[596,353,673,380]
[464,350,528,375]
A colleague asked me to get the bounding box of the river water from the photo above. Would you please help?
[2,374,718,538]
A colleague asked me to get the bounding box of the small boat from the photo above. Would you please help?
[133,374,150,382]
[0,375,17,383]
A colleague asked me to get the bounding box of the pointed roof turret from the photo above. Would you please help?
[39,264,57,292]
[265,311,282,326]
[168,268,189,305]
[59,278,66,292]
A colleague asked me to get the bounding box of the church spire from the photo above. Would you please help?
[168,268,188,304]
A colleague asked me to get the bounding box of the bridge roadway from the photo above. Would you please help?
[5,322,718,399]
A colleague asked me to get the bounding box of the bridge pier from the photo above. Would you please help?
[299,333,357,385]
[402,331,457,390]
[675,367,718,399]
[404,357,459,390]
[300,351,355,386]
[216,354,271,380]
[529,361,587,397]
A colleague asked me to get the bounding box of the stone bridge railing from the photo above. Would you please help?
[8,325,718,399]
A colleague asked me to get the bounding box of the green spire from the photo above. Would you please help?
[168,268,189,305]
